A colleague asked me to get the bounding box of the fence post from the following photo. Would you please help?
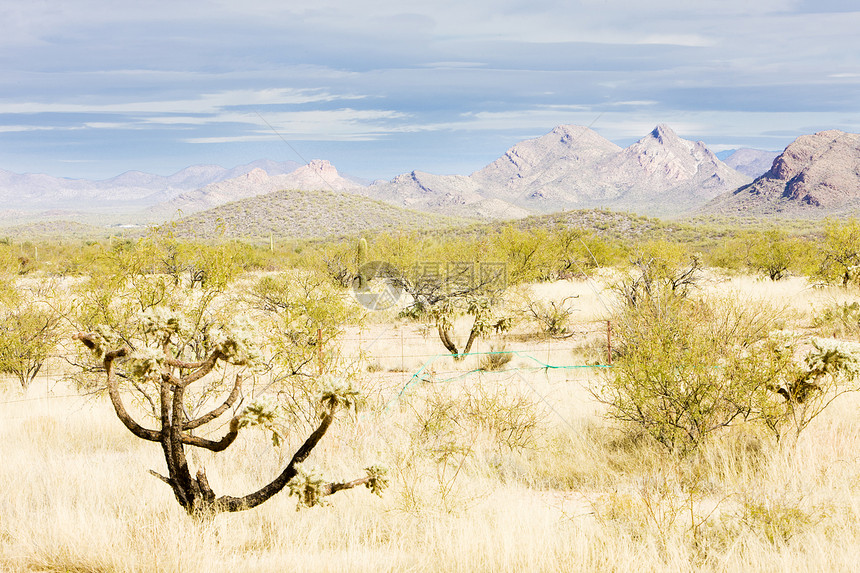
[606,320,612,365]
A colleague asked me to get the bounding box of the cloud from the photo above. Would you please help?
[0,125,63,133]
[178,109,411,142]
[0,88,362,116]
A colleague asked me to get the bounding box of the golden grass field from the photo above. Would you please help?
[1,273,859,572]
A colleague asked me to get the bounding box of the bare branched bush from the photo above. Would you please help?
[516,288,579,338]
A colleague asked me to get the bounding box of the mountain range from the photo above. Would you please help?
[356,124,751,218]
[2,124,859,237]
[0,159,302,218]
[718,148,781,178]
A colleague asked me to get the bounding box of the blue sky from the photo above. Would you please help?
[1,0,858,181]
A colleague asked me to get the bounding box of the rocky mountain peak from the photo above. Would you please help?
[367,124,748,218]
[242,168,269,183]
[702,129,860,215]
[765,130,855,181]
[649,123,679,145]
[305,159,335,173]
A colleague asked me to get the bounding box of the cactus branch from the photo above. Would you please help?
[184,374,243,430]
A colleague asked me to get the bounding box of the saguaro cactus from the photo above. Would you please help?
[74,317,385,517]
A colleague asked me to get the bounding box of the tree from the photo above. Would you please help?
[74,309,385,518]
[0,301,61,389]
[817,219,860,287]
[0,247,61,390]
[491,226,556,284]
[746,229,800,281]
[601,283,860,453]
[249,271,365,421]
[613,241,702,307]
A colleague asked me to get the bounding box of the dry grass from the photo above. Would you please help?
[2,274,860,571]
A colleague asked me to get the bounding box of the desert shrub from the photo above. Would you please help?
[746,229,802,281]
[602,278,860,453]
[515,287,578,338]
[816,218,860,287]
[600,293,782,454]
[479,344,513,371]
[0,299,62,389]
[248,270,366,424]
[395,378,543,512]
[614,240,702,307]
[490,225,557,284]
[738,337,860,441]
[553,226,616,277]
[302,241,356,289]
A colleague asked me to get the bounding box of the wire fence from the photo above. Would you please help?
[0,319,616,425]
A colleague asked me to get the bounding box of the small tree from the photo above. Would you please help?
[817,218,860,287]
[74,311,385,518]
[249,271,365,422]
[746,229,800,281]
[600,293,774,454]
[395,261,510,361]
[0,301,62,389]
[614,241,702,307]
[602,284,860,453]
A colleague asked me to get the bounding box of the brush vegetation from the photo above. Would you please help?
[1,215,860,571]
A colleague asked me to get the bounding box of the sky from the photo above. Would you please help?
[1,0,859,181]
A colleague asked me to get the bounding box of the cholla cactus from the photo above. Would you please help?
[209,316,261,366]
[237,398,284,446]
[74,306,384,518]
[139,306,185,338]
[288,464,389,510]
[773,338,860,403]
[318,375,361,412]
[762,337,860,441]
[433,295,512,361]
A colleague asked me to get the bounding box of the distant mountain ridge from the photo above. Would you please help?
[151,160,360,216]
[4,124,858,231]
[171,187,472,239]
[720,148,780,178]
[0,159,303,213]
